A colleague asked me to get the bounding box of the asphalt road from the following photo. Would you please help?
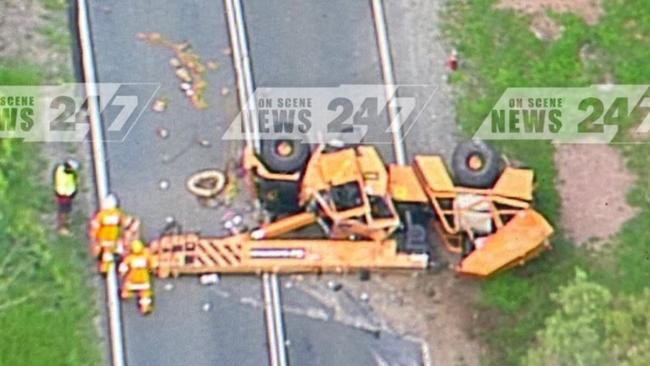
[86,1,268,365]
[85,0,425,365]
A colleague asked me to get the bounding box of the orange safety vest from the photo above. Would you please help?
[122,249,154,286]
[94,208,123,242]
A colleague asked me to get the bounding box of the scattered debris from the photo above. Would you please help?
[221,160,241,206]
[198,139,211,148]
[186,169,226,198]
[137,32,216,109]
[176,66,192,83]
[159,179,170,190]
[169,57,181,67]
[202,302,212,312]
[327,280,343,292]
[206,60,219,70]
[157,127,169,139]
[224,214,244,234]
[152,98,168,112]
[163,283,174,291]
[199,273,220,285]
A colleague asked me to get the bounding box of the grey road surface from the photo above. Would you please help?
[86,1,267,365]
[86,0,426,365]
[242,0,424,364]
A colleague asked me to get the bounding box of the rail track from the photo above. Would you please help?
[80,0,409,365]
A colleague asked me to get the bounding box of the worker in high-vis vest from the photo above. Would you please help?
[89,193,126,273]
[119,239,156,314]
[53,160,80,235]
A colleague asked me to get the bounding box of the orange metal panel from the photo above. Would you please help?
[492,167,534,201]
[414,155,455,192]
[318,148,359,186]
[356,146,388,196]
[388,165,428,203]
[457,209,554,277]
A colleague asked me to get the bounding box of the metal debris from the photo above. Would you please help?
[199,274,220,285]
[206,60,219,70]
[198,139,211,147]
[159,179,170,190]
[169,57,181,67]
[157,127,169,139]
[175,67,192,82]
[359,292,370,302]
[327,280,343,292]
[223,214,244,234]
[152,98,168,112]
[138,32,215,110]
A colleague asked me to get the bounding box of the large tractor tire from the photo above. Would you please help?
[260,139,311,174]
[452,140,502,188]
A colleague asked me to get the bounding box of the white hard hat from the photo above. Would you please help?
[104,193,119,209]
[65,159,80,171]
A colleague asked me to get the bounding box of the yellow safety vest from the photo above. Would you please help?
[54,165,78,196]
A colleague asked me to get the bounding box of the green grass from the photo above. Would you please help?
[41,0,68,12]
[0,65,101,365]
[444,0,650,364]
[39,22,71,52]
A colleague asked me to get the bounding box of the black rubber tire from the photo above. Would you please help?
[452,140,501,188]
[260,139,311,174]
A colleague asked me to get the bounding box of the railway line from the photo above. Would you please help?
[79,0,422,365]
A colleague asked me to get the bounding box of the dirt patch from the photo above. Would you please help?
[555,144,638,247]
[496,0,603,39]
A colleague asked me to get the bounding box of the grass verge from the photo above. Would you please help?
[0,65,101,365]
[444,0,650,364]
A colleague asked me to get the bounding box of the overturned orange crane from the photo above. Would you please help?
[151,139,553,278]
